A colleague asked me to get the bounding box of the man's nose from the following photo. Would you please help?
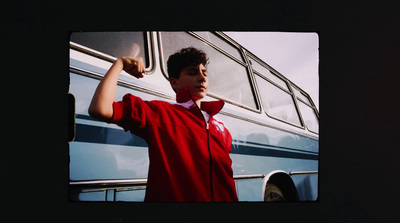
[198,72,206,82]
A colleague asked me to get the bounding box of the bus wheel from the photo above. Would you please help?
[264,183,286,201]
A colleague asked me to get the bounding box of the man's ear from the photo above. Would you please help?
[169,77,179,93]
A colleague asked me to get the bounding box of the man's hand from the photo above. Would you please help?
[120,57,145,78]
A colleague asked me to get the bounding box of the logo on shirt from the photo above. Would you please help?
[212,119,225,133]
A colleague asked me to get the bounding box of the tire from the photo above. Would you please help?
[264,183,286,201]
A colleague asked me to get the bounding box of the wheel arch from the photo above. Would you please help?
[261,170,299,201]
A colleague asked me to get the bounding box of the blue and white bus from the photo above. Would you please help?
[68,31,319,202]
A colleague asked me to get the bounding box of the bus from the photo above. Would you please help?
[68,31,319,202]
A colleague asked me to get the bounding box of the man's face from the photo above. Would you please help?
[170,64,208,101]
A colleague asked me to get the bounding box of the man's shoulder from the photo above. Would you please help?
[146,100,187,113]
[120,94,179,112]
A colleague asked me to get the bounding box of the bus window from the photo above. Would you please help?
[160,32,258,110]
[255,74,302,126]
[193,32,245,62]
[70,32,149,67]
[248,56,289,91]
[291,86,319,133]
[297,101,319,133]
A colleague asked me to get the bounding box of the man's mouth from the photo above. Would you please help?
[196,85,206,91]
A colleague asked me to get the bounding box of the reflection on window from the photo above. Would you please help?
[255,75,302,126]
[160,32,257,109]
[297,101,319,133]
[70,32,149,66]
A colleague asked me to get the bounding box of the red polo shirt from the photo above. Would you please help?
[111,88,238,202]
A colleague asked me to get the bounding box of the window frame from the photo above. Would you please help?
[290,83,319,112]
[157,31,261,113]
[296,99,319,134]
[247,51,318,130]
[254,72,305,129]
[290,83,319,134]
[69,31,155,75]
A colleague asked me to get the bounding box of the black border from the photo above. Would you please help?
[3,0,400,222]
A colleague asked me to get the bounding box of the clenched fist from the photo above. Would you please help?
[120,56,145,78]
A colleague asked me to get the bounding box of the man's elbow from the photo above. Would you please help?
[88,105,113,122]
[88,106,98,119]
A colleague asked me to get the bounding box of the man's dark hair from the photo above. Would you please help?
[167,47,209,79]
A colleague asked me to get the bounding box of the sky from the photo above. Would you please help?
[224,32,319,109]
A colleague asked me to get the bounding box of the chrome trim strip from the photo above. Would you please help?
[70,174,265,192]
[70,179,148,186]
[70,42,116,63]
[69,179,148,192]
[69,65,103,79]
[289,171,318,175]
[233,174,265,181]
[145,31,156,75]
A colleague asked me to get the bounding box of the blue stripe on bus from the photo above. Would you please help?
[231,144,318,160]
[75,123,148,147]
[232,139,318,155]
[74,118,318,161]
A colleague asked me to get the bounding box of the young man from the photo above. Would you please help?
[89,47,238,202]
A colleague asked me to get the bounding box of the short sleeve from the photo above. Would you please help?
[111,93,154,138]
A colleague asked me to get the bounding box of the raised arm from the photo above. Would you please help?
[88,57,145,122]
